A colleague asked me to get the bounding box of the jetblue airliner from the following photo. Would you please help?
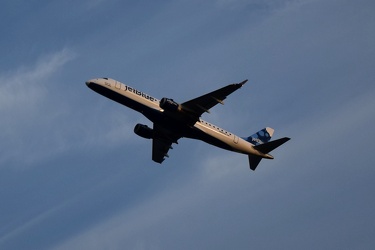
[86,78,290,170]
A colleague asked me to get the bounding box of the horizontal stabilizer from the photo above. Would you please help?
[249,137,290,171]
[249,155,263,171]
[254,137,290,154]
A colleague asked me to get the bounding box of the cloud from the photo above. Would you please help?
[0,48,74,111]
[0,48,138,169]
[48,168,218,250]
[0,49,75,167]
[48,1,375,247]
[1,0,375,249]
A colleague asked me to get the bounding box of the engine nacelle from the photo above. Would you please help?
[160,97,181,112]
[134,123,153,139]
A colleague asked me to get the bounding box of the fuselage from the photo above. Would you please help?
[86,78,272,159]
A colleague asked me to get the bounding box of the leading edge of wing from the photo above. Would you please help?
[181,80,247,118]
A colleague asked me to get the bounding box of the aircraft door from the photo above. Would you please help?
[115,81,121,89]
[233,135,239,144]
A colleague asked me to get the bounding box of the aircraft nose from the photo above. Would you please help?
[86,78,99,87]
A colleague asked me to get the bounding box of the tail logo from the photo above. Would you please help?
[245,127,274,146]
[252,137,264,144]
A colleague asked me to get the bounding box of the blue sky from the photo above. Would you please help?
[1,0,375,249]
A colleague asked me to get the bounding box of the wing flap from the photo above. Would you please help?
[151,123,181,163]
[152,138,172,163]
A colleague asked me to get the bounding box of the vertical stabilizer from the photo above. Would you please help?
[244,127,274,146]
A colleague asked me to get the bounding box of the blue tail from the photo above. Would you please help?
[243,127,274,146]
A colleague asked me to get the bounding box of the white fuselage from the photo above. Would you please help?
[86,78,272,159]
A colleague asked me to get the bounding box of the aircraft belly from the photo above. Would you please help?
[185,125,234,151]
[189,123,259,155]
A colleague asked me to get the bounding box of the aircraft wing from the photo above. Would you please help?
[181,80,247,119]
[152,123,181,163]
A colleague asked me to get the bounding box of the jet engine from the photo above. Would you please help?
[134,123,153,139]
[160,98,181,112]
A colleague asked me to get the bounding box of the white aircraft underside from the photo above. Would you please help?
[86,77,290,170]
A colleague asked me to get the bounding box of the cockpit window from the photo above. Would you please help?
[103,77,109,80]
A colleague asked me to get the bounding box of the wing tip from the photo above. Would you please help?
[239,79,248,85]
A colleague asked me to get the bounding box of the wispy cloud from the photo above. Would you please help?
[0,47,138,168]
[49,171,208,250]
[1,0,375,249]
[0,48,75,167]
[0,48,74,111]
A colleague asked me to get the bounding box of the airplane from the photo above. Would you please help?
[86,77,290,170]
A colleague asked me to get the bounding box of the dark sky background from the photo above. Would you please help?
[1,0,375,249]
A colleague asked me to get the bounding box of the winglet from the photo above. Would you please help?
[239,79,248,85]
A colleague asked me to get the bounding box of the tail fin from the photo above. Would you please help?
[244,127,274,146]
[249,137,290,171]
